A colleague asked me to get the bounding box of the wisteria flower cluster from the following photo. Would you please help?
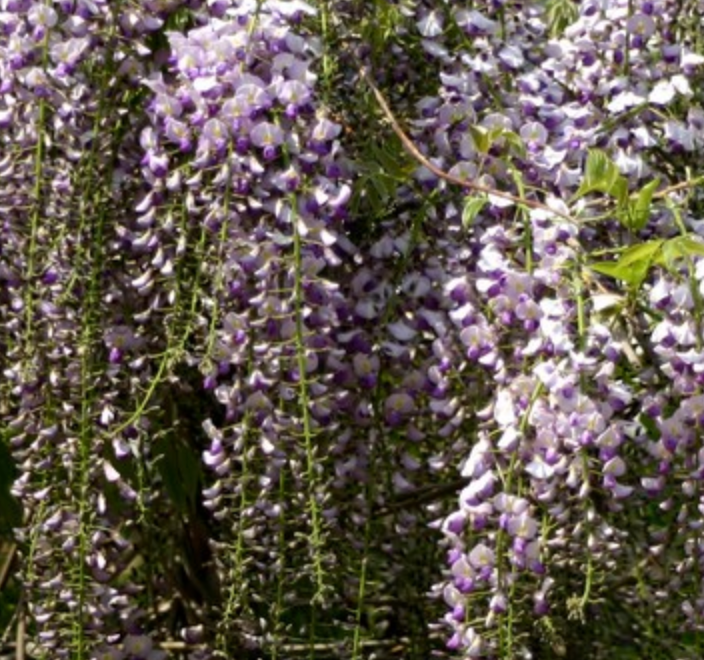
[2,0,704,659]
[401,0,704,656]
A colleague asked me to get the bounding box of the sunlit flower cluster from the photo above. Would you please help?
[402,0,704,655]
[3,0,704,658]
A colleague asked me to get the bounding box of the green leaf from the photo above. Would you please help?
[626,178,660,232]
[575,149,629,202]
[502,130,526,156]
[590,261,645,285]
[660,234,704,270]
[469,125,525,157]
[616,240,665,268]
[610,176,629,206]
[509,166,526,198]
[462,195,488,228]
[677,235,704,257]
[581,149,614,188]
[487,126,506,144]
[589,240,664,287]
[469,125,490,154]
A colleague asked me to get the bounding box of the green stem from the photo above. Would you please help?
[290,196,327,612]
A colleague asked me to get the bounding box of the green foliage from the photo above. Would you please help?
[350,136,415,221]
[624,178,660,233]
[462,195,488,228]
[151,381,211,517]
[589,235,704,290]
[0,436,22,538]
[4,1,704,658]
[469,124,525,157]
[578,150,704,296]
[575,151,665,233]
[659,233,704,268]
[574,149,629,205]
[590,240,665,288]
[543,0,580,36]
[638,412,660,441]
[153,431,203,517]
[359,0,413,56]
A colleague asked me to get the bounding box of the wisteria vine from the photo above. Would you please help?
[2,1,704,659]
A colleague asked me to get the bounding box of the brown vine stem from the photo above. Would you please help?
[655,175,704,199]
[152,634,444,654]
[15,607,24,660]
[359,67,703,224]
[576,174,704,214]
[358,66,576,223]
[0,542,16,593]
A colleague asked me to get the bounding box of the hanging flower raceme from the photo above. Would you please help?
[1,0,229,657]
[124,1,367,654]
[5,0,704,659]
[397,0,704,655]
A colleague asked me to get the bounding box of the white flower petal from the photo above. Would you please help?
[387,321,417,341]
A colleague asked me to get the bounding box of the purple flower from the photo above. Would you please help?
[250,121,284,159]
[384,392,415,427]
